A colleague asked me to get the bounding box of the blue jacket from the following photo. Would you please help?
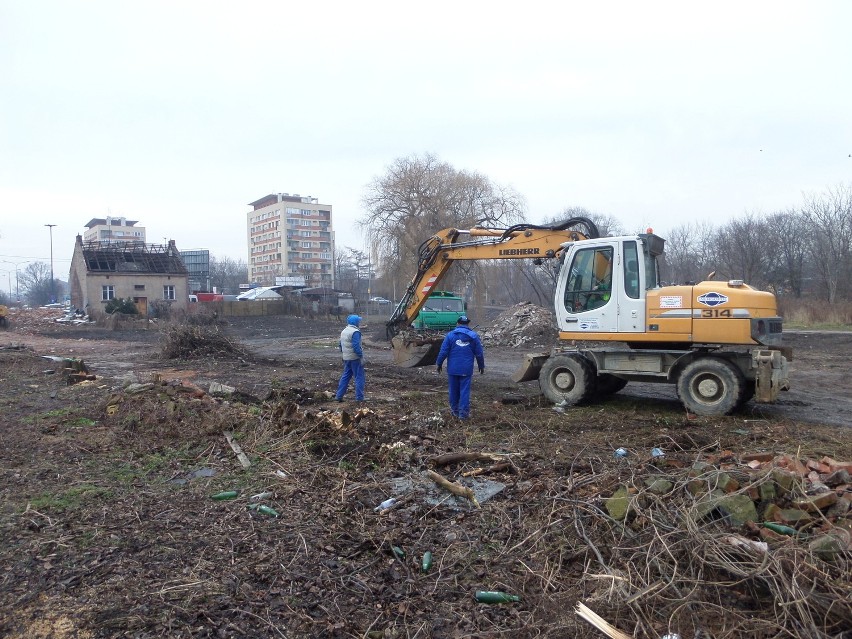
[436,326,485,376]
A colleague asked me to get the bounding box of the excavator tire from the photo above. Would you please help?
[596,373,628,396]
[539,353,596,406]
[675,357,744,416]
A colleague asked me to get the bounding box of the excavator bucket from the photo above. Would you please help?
[391,332,444,368]
[511,352,550,383]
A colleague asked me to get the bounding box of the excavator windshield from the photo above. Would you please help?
[564,247,614,313]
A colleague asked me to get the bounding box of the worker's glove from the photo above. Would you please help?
[479,366,485,374]
[436,364,442,373]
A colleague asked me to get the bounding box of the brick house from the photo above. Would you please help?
[68,236,189,317]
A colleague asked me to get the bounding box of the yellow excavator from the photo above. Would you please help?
[386,218,790,416]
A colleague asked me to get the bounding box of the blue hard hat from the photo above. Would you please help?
[457,315,470,324]
[347,314,361,326]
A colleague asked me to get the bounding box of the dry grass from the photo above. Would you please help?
[780,299,852,328]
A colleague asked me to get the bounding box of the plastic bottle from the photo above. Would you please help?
[475,590,521,604]
[211,490,239,500]
[421,551,433,573]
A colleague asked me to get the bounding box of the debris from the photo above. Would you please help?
[421,551,433,573]
[391,545,405,559]
[427,470,480,509]
[211,491,239,500]
[479,302,558,348]
[209,381,235,395]
[250,491,273,500]
[223,430,251,469]
[248,504,279,517]
[650,447,665,458]
[374,498,397,512]
[430,452,506,467]
[475,591,521,604]
[461,461,512,477]
[723,534,768,553]
[614,447,628,459]
[575,602,631,639]
[763,522,795,537]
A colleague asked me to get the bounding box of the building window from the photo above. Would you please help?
[301,241,312,248]
[163,285,176,300]
[102,285,115,301]
[134,284,145,290]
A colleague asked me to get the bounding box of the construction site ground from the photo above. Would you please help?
[1,309,850,639]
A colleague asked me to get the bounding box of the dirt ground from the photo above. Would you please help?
[0,310,850,638]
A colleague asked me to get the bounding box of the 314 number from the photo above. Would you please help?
[700,309,732,318]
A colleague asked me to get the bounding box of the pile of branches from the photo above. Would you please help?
[565,464,851,638]
[160,324,253,360]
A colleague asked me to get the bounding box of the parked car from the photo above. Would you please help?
[370,297,392,305]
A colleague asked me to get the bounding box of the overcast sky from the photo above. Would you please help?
[1,0,850,287]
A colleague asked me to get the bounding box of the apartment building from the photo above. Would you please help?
[247,193,334,287]
[83,217,146,244]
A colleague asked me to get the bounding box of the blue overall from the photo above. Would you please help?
[436,325,485,419]
[335,318,365,401]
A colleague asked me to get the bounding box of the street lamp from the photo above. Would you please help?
[45,224,57,303]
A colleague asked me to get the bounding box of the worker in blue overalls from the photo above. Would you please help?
[334,314,365,402]
[435,315,485,419]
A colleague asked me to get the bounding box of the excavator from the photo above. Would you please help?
[386,218,790,416]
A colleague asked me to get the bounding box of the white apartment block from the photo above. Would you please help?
[247,193,335,287]
[83,217,146,244]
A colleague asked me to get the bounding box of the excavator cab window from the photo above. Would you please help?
[624,241,640,299]
[564,247,614,313]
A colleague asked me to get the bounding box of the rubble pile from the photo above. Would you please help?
[3,307,71,332]
[480,302,558,348]
[604,450,852,554]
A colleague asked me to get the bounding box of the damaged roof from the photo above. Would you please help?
[82,241,188,274]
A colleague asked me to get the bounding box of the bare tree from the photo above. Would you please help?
[359,153,526,286]
[209,256,248,295]
[662,221,718,285]
[549,207,625,237]
[800,184,852,303]
[19,262,61,306]
[762,209,808,298]
[713,212,770,287]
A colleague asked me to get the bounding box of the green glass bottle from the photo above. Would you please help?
[211,490,239,500]
[475,591,521,604]
[762,521,798,536]
[391,546,406,559]
[247,504,279,517]
[421,551,433,573]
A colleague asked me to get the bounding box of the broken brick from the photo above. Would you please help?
[741,452,774,463]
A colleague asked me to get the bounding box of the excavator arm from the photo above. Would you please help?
[387,218,599,367]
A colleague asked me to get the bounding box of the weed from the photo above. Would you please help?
[28,485,113,512]
[68,417,97,427]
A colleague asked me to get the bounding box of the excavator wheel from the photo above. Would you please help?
[596,373,628,396]
[675,357,744,416]
[539,353,596,406]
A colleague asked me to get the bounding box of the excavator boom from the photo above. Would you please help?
[387,218,599,367]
